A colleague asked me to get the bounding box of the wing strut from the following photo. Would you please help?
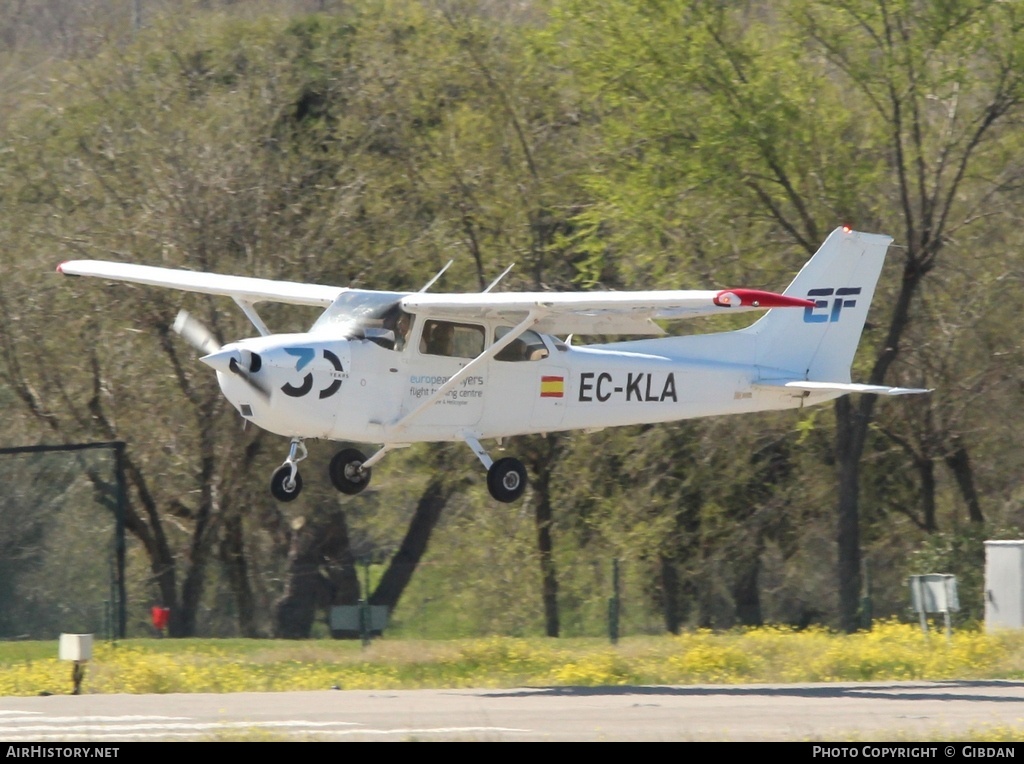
[233,298,271,336]
[387,308,546,436]
[482,264,514,293]
[418,260,453,293]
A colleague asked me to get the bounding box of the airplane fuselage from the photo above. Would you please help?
[211,324,831,447]
[58,227,918,503]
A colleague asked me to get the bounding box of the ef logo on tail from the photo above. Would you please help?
[804,287,861,323]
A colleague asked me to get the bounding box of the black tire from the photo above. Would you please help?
[487,457,527,503]
[329,448,371,495]
[270,465,302,502]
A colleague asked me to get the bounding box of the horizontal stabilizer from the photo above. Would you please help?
[755,380,932,396]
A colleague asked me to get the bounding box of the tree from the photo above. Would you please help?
[0,11,384,635]
[797,0,1024,630]
[1,3,598,637]
[550,0,1024,631]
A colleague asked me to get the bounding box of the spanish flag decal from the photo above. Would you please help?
[540,375,564,398]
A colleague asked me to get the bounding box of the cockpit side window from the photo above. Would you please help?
[420,320,484,358]
[494,327,550,362]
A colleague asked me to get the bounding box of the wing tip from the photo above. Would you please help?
[714,289,815,309]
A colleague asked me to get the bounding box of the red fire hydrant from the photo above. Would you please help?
[151,606,170,636]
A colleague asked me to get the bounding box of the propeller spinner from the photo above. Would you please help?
[173,310,270,400]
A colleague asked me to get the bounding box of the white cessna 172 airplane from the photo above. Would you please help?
[57,226,927,503]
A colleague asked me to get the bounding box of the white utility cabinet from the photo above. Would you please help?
[984,540,1024,631]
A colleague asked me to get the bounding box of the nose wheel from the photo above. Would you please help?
[270,438,307,502]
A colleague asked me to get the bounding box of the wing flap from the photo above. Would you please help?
[57,260,342,307]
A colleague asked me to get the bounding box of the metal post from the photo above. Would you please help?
[71,663,85,695]
[361,559,371,648]
[917,578,928,635]
[608,558,620,644]
[113,442,127,639]
[107,557,114,642]
[860,559,873,631]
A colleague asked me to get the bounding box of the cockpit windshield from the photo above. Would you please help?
[311,289,406,335]
[310,289,412,349]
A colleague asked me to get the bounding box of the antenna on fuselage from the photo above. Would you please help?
[418,260,453,292]
[483,264,515,293]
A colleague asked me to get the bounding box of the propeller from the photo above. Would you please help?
[173,310,270,400]
[172,310,221,355]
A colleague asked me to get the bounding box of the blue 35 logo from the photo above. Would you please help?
[803,287,861,323]
[281,347,345,399]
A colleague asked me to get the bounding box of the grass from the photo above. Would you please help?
[3,619,1024,697]
[6,621,1024,741]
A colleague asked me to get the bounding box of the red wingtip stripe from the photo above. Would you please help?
[714,289,815,309]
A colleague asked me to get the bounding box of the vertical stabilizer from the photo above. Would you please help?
[745,227,894,384]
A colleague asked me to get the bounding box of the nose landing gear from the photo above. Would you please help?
[270,438,307,502]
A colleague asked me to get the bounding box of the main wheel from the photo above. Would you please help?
[329,448,371,495]
[270,465,303,502]
[487,457,527,503]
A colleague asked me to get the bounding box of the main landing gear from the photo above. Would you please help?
[268,438,527,503]
[487,457,528,503]
[465,436,527,503]
[328,448,372,495]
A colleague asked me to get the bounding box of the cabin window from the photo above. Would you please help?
[420,320,484,358]
[493,327,550,362]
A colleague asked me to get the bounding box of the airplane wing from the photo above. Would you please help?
[401,288,813,336]
[56,260,343,307]
[56,261,812,335]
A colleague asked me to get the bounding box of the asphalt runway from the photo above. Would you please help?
[3,681,1024,742]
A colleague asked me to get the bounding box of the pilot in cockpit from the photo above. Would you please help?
[379,307,413,351]
[393,312,412,351]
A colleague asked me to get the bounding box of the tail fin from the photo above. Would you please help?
[745,227,893,385]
